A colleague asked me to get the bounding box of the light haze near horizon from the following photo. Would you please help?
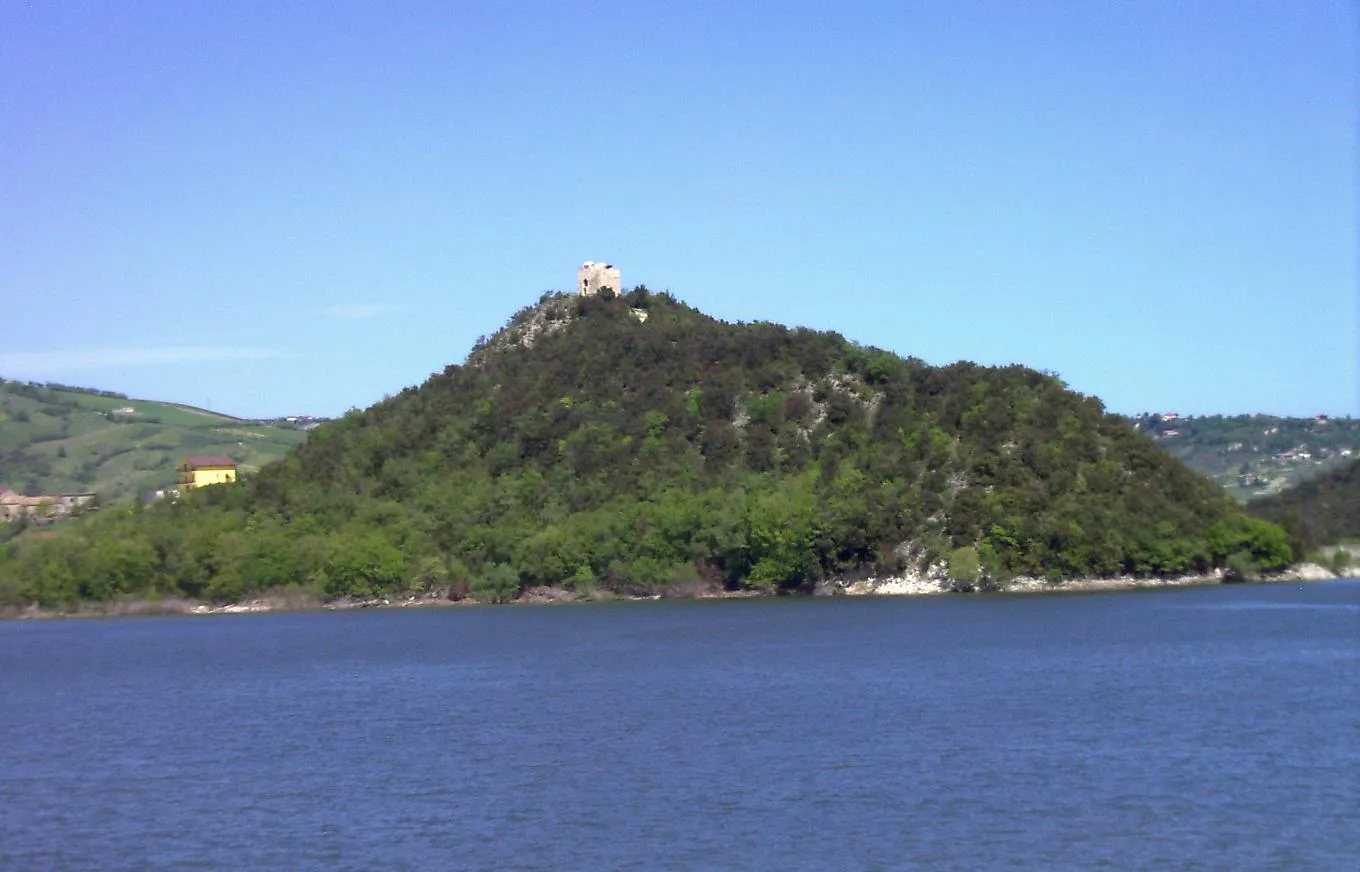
[2,1,1356,419]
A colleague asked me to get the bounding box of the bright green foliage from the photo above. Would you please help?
[471,563,520,603]
[1205,516,1293,572]
[948,546,981,589]
[744,474,820,589]
[320,529,407,597]
[0,290,1292,607]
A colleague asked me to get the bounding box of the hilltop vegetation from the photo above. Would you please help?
[1135,413,1360,500]
[0,380,308,502]
[0,291,1291,608]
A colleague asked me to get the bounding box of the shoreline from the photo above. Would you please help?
[0,563,1342,621]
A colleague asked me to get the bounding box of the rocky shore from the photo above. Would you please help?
[2,564,1346,619]
[835,561,1340,597]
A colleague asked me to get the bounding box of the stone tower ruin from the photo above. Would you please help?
[577,261,621,296]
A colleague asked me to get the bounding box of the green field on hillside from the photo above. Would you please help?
[0,380,309,502]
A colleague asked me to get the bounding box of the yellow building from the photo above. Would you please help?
[178,455,239,489]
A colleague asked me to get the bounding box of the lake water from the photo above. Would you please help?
[2,582,1358,870]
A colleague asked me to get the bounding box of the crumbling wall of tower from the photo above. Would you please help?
[577,261,621,296]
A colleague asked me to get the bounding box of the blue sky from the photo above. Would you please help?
[2,1,1356,418]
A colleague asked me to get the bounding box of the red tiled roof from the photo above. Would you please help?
[182,455,238,468]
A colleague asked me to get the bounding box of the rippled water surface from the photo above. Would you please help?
[3,581,1358,870]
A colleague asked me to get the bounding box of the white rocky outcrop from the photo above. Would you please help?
[1002,572,1220,593]
[837,561,952,596]
[834,561,1346,597]
[1273,563,1336,582]
[837,567,1229,596]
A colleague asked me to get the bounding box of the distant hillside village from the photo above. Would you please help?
[2,456,242,525]
[96,405,325,431]
[99,405,325,431]
[1132,411,1360,499]
[0,486,96,524]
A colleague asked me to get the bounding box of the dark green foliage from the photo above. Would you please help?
[0,291,1289,607]
[1249,457,1360,552]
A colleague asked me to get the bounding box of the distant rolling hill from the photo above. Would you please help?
[0,379,312,502]
[1133,413,1360,501]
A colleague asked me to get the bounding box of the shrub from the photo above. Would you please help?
[471,562,520,603]
[1223,550,1258,583]
[948,546,981,590]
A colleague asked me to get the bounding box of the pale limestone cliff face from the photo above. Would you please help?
[577,261,621,296]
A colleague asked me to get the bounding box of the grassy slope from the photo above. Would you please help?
[0,382,307,501]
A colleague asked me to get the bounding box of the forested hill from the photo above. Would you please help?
[1248,457,1360,550]
[1,289,1289,607]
